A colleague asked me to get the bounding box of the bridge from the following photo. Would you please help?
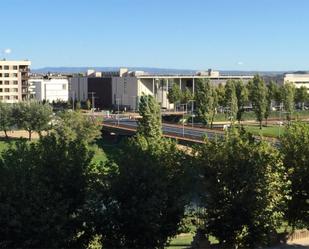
[102,118,224,144]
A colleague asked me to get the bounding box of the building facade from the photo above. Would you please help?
[69,76,113,109]
[0,60,31,103]
[112,68,254,110]
[284,73,309,89]
[29,77,69,102]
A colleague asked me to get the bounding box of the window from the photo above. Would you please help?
[13,66,18,70]
[0,66,2,70]
[13,81,18,85]
[0,96,3,100]
[4,81,9,85]
[0,74,2,77]
[13,96,18,100]
[4,88,10,92]
[5,96,10,100]
[4,73,9,77]
[13,73,18,77]
[4,66,9,70]
[62,84,67,90]
[13,88,18,92]
[0,81,2,85]
[0,88,2,92]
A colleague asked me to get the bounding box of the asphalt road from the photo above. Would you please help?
[104,119,223,140]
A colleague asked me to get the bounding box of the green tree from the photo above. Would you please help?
[88,136,188,249]
[280,122,309,228]
[53,111,101,144]
[224,80,238,122]
[0,102,13,139]
[12,101,53,140]
[195,79,214,126]
[294,86,308,110]
[195,129,288,248]
[282,82,295,121]
[137,95,162,139]
[76,101,81,110]
[0,134,94,248]
[248,75,267,129]
[265,81,277,126]
[167,83,182,109]
[215,83,226,108]
[234,80,248,123]
[86,99,92,110]
[181,87,193,104]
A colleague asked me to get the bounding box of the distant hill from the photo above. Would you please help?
[32,66,290,76]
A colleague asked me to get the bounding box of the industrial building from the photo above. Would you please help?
[0,60,31,103]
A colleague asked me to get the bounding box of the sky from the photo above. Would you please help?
[1,0,309,71]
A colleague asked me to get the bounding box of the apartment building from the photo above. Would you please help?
[29,76,69,102]
[0,60,31,103]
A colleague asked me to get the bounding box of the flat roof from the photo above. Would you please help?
[136,75,254,79]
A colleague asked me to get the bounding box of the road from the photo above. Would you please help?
[103,118,224,141]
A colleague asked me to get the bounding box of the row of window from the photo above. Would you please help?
[0,88,19,93]
[0,65,19,70]
[0,95,18,100]
[0,80,18,85]
[0,73,19,78]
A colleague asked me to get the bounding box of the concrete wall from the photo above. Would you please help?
[69,77,88,101]
[284,74,309,89]
[112,77,138,109]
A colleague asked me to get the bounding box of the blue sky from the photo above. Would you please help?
[1,0,309,70]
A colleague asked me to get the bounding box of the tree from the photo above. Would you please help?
[167,83,182,109]
[76,101,81,110]
[12,101,53,140]
[181,87,193,104]
[294,86,308,110]
[137,95,162,139]
[195,79,215,126]
[280,122,309,228]
[0,102,13,139]
[265,81,277,126]
[53,111,101,144]
[224,80,238,122]
[215,83,226,109]
[87,135,188,249]
[0,134,94,248]
[248,75,267,129]
[86,99,92,110]
[234,80,248,123]
[282,82,295,121]
[195,128,288,248]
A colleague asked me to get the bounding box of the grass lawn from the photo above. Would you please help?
[243,125,286,138]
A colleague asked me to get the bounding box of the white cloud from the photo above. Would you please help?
[237,61,244,65]
[4,48,11,54]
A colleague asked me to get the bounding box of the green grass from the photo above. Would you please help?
[243,125,286,138]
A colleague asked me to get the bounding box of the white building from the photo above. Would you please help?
[0,60,31,103]
[284,73,309,89]
[112,68,254,110]
[29,77,69,102]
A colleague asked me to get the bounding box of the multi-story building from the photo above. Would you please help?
[111,68,254,110]
[0,60,31,103]
[69,68,254,110]
[284,73,309,89]
[29,76,69,102]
